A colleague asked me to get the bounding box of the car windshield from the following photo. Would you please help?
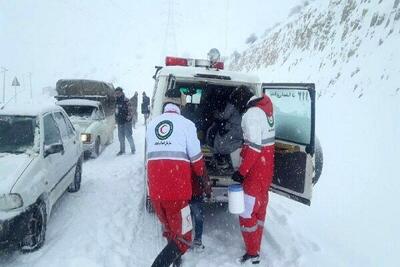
[0,115,37,154]
[61,105,96,120]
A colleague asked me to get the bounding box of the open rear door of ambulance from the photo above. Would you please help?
[262,83,316,206]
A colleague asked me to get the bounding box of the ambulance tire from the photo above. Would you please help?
[313,137,323,185]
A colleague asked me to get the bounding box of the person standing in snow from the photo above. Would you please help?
[141,91,150,124]
[130,91,138,128]
[230,85,275,265]
[146,94,207,267]
[114,87,135,155]
[190,169,212,252]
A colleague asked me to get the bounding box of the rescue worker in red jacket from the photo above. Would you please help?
[147,96,206,267]
[230,86,275,265]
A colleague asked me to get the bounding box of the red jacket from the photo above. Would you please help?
[146,104,205,201]
[239,95,275,196]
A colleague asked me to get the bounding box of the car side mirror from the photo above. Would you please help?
[44,143,64,158]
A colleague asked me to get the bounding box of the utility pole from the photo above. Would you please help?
[11,77,20,104]
[1,67,8,103]
[161,0,177,62]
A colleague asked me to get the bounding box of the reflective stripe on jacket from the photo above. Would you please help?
[146,105,204,201]
[239,95,275,196]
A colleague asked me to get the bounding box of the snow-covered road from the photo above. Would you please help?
[1,94,398,267]
[0,126,148,267]
[0,123,322,267]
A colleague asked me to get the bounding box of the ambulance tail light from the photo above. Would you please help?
[212,62,224,70]
[165,56,188,67]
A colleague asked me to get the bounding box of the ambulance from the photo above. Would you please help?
[145,49,323,211]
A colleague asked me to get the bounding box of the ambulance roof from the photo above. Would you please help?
[157,66,260,84]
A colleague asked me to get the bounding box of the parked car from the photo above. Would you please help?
[0,104,83,252]
[57,99,114,158]
[145,53,323,212]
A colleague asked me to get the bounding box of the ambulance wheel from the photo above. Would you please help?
[313,137,323,185]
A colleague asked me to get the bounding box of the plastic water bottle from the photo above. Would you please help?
[228,184,245,214]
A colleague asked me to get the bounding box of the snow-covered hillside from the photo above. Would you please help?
[1,1,399,267]
[229,0,400,98]
[227,0,400,266]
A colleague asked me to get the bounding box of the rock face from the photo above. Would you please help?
[228,0,400,98]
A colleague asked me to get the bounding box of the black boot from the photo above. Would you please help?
[236,253,260,265]
[151,241,182,267]
[172,255,182,267]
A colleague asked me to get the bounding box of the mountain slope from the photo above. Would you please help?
[229,0,400,98]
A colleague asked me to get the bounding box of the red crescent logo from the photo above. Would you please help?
[160,125,168,134]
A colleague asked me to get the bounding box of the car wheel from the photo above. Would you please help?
[20,201,47,253]
[68,158,82,193]
[313,137,323,185]
[83,151,91,160]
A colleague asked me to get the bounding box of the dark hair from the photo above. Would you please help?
[115,87,123,92]
[229,85,254,114]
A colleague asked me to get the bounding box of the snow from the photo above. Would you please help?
[56,99,100,107]
[0,0,399,266]
[0,96,58,116]
[0,126,146,266]
[0,0,300,97]
[0,103,58,117]
[0,154,32,197]
[224,0,400,265]
[0,89,398,266]
[158,66,260,84]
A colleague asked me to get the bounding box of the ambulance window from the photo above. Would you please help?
[180,87,202,104]
[268,89,312,145]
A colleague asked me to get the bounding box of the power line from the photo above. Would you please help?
[161,0,177,61]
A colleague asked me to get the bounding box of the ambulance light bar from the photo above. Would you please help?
[165,56,188,67]
[212,62,224,70]
[165,56,224,70]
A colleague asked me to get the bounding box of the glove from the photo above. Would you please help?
[231,171,245,184]
[198,174,212,199]
[204,181,212,199]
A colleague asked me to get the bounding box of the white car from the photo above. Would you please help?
[56,99,114,158]
[0,104,83,252]
[145,54,323,211]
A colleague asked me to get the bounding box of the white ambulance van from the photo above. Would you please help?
[145,50,323,211]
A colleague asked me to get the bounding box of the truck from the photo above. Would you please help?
[55,79,116,158]
[145,50,323,212]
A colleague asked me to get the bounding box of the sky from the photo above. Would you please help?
[0,0,302,98]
